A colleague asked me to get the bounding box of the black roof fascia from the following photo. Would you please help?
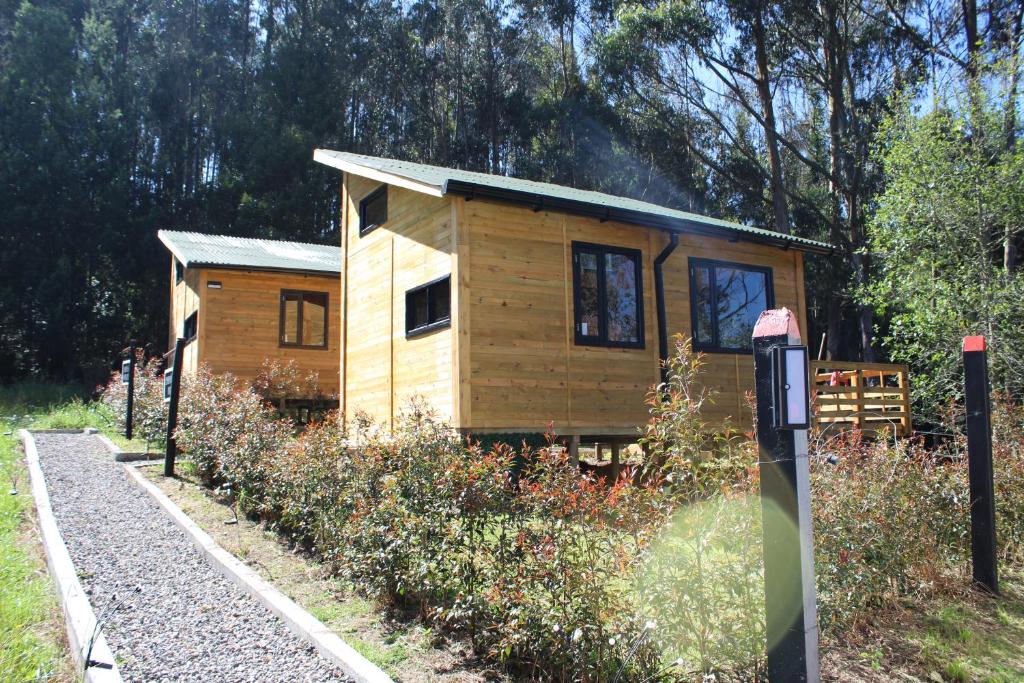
[444,179,834,256]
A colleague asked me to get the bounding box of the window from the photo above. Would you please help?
[405,276,451,337]
[182,311,198,343]
[359,185,388,235]
[572,242,644,348]
[279,290,328,348]
[175,259,184,284]
[689,258,774,353]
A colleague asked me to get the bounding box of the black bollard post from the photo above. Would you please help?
[963,335,998,593]
[164,337,185,477]
[125,340,136,441]
[752,308,819,683]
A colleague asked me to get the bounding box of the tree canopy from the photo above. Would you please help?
[1,0,1021,412]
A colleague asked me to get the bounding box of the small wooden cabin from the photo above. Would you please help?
[158,230,341,394]
[313,151,834,438]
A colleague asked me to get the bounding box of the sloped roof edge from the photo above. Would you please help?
[313,149,833,255]
[157,230,340,274]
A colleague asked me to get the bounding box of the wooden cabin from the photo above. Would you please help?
[313,151,836,439]
[158,230,341,395]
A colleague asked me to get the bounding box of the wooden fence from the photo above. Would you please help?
[810,361,912,437]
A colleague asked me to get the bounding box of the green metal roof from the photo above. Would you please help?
[313,150,833,254]
[158,230,339,274]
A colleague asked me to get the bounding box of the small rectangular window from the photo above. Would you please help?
[183,311,197,342]
[359,185,388,235]
[688,258,774,353]
[280,290,329,348]
[572,242,644,348]
[175,259,184,284]
[405,276,451,337]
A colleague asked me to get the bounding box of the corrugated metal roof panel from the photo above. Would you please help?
[313,150,833,254]
[157,231,339,274]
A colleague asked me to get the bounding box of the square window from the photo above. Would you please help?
[280,290,329,348]
[688,259,774,353]
[359,186,388,235]
[405,276,451,337]
[571,242,644,349]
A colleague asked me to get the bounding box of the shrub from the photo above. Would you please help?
[175,364,292,509]
[97,350,167,445]
[809,432,970,632]
[252,358,326,403]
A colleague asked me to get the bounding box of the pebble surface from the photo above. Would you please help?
[33,432,352,683]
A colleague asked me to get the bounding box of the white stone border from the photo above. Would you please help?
[18,430,124,683]
[119,457,393,683]
[94,433,161,463]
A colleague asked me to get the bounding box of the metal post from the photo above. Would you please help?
[752,308,820,683]
[963,335,998,593]
[164,337,185,477]
[125,340,136,441]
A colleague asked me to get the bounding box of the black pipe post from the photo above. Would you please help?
[963,335,998,593]
[164,337,185,477]
[653,232,679,384]
[125,340,136,440]
[752,308,819,683]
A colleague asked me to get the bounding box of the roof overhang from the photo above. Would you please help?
[313,149,445,197]
[443,180,834,256]
[313,150,834,256]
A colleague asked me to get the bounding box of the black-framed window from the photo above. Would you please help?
[572,242,644,348]
[175,259,184,284]
[280,290,329,348]
[359,185,388,235]
[183,311,198,343]
[405,275,451,337]
[689,258,774,353]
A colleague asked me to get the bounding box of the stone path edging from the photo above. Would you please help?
[18,429,124,683]
[93,433,161,462]
[111,441,393,683]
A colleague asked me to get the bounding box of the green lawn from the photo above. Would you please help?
[0,383,80,682]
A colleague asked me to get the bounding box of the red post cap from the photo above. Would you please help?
[963,335,986,352]
[752,307,802,342]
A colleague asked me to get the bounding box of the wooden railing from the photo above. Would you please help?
[810,361,912,437]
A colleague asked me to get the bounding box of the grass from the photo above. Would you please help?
[0,385,75,682]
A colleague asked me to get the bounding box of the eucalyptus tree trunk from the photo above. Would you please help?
[752,5,791,235]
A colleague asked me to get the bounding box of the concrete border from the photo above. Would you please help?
[120,459,394,683]
[94,433,161,462]
[18,430,124,683]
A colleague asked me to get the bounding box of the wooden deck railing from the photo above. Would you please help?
[810,361,912,437]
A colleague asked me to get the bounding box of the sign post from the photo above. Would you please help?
[164,337,185,477]
[752,308,819,683]
[123,340,136,440]
[963,335,998,593]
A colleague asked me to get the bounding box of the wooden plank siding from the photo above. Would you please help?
[167,256,341,394]
[462,200,807,434]
[341,175,454,428]
[331,180,808,435]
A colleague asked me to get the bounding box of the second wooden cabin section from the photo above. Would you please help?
[313,151,893,441]
[159,230,341,395]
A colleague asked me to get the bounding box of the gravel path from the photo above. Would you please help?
[33,432,352,683]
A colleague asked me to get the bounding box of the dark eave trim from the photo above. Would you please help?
[185,263,341,278]
[445,179,834,256]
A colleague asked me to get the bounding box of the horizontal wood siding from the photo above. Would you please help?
[169,258,202,374]
[199,268,341,394]
[464,201,806,433]
[343,175,454,427]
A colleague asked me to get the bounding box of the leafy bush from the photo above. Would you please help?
[97,350,167,445]
[252,358,326,403]
[175,365,292,506]
[810,432,970,631]
[96,342,1024,681]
